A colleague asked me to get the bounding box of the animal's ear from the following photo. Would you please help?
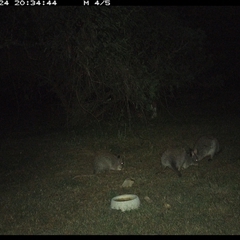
[193,149,197,155]
[191,150,198,161]
[188,149,193,155]
[186,148,191,155]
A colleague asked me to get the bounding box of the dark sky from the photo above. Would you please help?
[1,6,240,86]
[180,6,240,84]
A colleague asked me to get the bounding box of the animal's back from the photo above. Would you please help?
[161,147,185,170]
[193,136,219,161]
[93,151,123,174]
[161,147,197,177]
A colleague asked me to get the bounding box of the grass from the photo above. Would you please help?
[0,100,240,235]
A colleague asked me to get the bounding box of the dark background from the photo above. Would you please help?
[0,6,239,136]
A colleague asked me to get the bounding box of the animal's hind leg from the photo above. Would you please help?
[171,164,182,177]
[208,154,213,161]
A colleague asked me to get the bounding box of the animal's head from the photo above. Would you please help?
[115,155,124,170]
[190,149,199,162]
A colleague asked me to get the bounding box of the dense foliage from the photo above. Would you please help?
[0,7,211,126]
